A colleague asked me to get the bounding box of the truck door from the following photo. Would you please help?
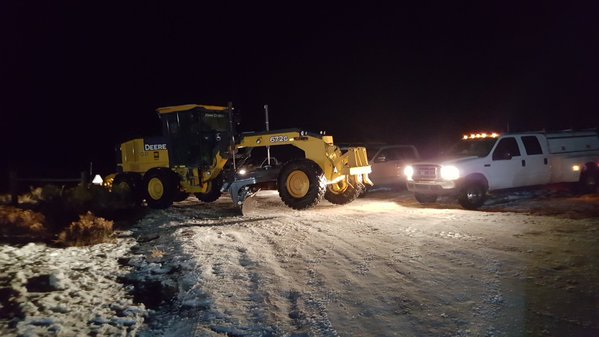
[488,137,526,190]
[519,135,551,186]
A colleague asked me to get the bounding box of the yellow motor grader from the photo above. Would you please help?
[107,103,372,210]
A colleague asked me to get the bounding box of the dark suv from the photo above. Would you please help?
[366,145,420,187]
[339,143,420,189]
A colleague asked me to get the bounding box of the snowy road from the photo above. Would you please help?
[127,189,599,337]
[2,188,598,336]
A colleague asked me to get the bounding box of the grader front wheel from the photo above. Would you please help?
[324,179,363,205]
[277,159,326,210]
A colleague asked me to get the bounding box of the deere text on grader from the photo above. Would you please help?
[107,103,372,211]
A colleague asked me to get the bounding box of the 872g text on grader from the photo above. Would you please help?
[107,103,372,211]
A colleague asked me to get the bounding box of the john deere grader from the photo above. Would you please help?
[107,103,372,211]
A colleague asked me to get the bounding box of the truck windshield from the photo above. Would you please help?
[445,138,497,157]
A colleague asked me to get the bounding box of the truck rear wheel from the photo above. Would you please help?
[195,175,224,203]
[458,181,487,210]
[325,180,363,205]
[415,193,437,204]
[143,170,175,209]
[278,159,326,210]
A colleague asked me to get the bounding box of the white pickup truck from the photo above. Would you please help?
[405,130,599,209]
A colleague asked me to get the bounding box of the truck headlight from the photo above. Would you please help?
[404,166,414,181]
[238,168,247,175]
[440,165,460,180]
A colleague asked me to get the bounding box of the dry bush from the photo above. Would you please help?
[0,194,11,204]
[0,183,140,245]
[41,184,63,201]
[58,212,114,246]
[18,187,44,204]
[149,247,166,261]
[64,185,95,208]
[0,206,47,239]
[61,184,139,214]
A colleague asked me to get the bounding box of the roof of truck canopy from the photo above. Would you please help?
[156,104,228,114]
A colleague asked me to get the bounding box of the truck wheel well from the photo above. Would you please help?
[579,162,599,194]
[583,162,599,172]
[463,173,489,190]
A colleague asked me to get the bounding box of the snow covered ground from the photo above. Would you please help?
[1,187,598,336]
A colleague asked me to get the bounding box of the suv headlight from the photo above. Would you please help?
[440,165,460,180]
[404,166,414,181]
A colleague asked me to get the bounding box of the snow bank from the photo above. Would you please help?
[0,234,147,337]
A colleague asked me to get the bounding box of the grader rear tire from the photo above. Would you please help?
[324,179,363,205]
[113,173,142,205]
[143,170,175,209]
[277,159,326,210]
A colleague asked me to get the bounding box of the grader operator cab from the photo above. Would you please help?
[110,103,372,211]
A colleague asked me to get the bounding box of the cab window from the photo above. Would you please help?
[521,136,543,155]
[375,149,397,162]
[492,137,520,160]
[394,147,417,160]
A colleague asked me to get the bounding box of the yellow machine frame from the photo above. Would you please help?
[237,130,372,186]
[112,103,373,210]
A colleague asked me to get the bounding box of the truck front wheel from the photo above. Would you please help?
[278,159,326,210]
[458,181,487,210]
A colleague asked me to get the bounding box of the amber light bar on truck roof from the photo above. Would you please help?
[462,132,500,140]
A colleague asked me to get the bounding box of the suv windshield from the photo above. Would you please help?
[445,138,497,158]
[366,146,382,160]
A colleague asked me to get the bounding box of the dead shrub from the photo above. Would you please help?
[149,247,166,261]
[58,212,114,246]
[41,184,63,201]
[64,185,95,209]
[0,206,47,239]
[18,187,44,204]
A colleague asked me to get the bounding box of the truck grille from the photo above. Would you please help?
[413,165,439,181]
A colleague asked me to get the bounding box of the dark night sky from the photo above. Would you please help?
[2,1,599,181]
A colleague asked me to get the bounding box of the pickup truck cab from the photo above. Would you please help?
[405,130,599,209]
